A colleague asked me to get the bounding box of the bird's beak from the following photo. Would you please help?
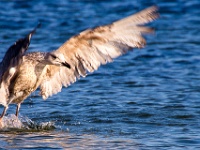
[62,62,71,69]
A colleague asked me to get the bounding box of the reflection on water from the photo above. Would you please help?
[1,115,139,149]
[1,131,139,149]
[0,115,139,149]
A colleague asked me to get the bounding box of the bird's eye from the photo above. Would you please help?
[51,54,57,59]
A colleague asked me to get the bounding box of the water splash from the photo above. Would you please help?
[0,114,55,132]
[1,114,23,129]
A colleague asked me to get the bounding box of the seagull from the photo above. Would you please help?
[0,25,71,123]
[0,6,158,124]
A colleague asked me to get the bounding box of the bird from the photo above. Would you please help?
[0,6,158,125]
[0,24,71,124]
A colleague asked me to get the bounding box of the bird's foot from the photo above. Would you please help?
[0,118,4,128]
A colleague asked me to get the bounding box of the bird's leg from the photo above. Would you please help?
[15,103,21,118]
[0,106,8,123]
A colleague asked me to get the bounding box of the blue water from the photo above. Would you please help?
[0,0,200,149]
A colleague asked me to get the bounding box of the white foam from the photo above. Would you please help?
[0,114,55,131]
[0,114,24,129]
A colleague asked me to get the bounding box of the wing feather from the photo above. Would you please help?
[0,24,40,106]
[0,24,40,85]
[40,6,159,99]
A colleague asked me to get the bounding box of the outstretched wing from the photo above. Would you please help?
[0,23,40,85]
[0,24,40,106]
[40,6,159,99]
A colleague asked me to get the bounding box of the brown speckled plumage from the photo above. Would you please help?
[0,6,158,123]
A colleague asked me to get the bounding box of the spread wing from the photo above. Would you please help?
[0,24,40,106]
[0,23,40,85]
[40,6,159,99]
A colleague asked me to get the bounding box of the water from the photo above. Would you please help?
[0,0,200,149]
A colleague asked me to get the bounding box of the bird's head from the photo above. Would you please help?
[44,51,71,69]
